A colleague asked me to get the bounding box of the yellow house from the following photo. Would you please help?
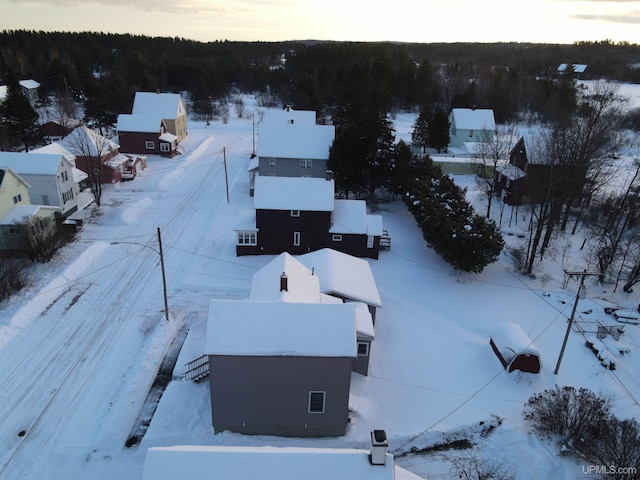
[0,167,31,220]
[131,91,188,143]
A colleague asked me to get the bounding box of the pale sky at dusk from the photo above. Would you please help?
[1,0,639,44]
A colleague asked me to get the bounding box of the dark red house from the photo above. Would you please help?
[117,114,178,157]
[235,176,383,259]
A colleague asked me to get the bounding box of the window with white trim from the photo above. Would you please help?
[300,159,312,168]
[13,194,22,204]
[308,391,326,413]
[291,210,300,217]
[145,141,155,150]
[332,234,342,242]
[293,232,301,246]
[269,158,277,167]
[357,342,369,356]
[160,142,170,152]
[237,231,257,246]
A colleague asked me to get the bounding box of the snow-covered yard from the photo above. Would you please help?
[1,92,639,479]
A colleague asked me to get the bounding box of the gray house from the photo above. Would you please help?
[448,107,496,148]
[204,299,356,437]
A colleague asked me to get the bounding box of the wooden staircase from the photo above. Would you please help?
[184,355,210,382]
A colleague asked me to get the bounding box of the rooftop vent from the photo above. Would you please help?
[280,272,288,292]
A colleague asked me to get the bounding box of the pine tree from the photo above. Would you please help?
[0,70,42,151]
[427,107,451,153]
[411,104,431,153]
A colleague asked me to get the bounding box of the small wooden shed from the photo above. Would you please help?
[490,322,541,374]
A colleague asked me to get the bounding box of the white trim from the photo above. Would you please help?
[357,342,369,357]
[293,231,301,246]
[237,231,257,246]
[332,234,342,242]
[291,210,300,217]
[308,391,326,414]
[145,140,155,150]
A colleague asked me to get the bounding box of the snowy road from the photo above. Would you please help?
[0,125,254,479]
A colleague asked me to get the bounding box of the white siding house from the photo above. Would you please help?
[0,152,78,216]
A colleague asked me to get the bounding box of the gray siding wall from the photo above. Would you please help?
[208,355,353,437]
[258,157,328,178]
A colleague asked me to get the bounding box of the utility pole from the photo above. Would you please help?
[223,147,229,203]
[251,113,256,158]
[157,227,169,322]
[554,270,599,374]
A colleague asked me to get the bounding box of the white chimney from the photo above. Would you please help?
[370,430,388,465]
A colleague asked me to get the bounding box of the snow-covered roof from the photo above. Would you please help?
[249,252,322,303]
[256,123,334,159]
[0,151,68,176]
[106,153,131,169]
[1,204,59,225]
[261,107,316,125]
[60,126,119,157]
[330,199,367,234]
[491,322,539,357]
[132,91,186,118]
[558,63,587,73]
[117,114,163,133]
[142,445,420,480]
[247,157,259,172]
[159,132,177,143]
[367,214,384,236]
[31,143,76,165]
[72,167,88,184]
[204,299,357,358]
[450,108,496,131]
[0,166,30,189]
[354,302,375,340]
[19,79,40,90]
[498,163,526,181]
[297,248,382,308]
[254,176,335,211]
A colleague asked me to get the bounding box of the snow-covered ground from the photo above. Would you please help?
[1,90,639,480]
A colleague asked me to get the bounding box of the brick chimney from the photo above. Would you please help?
[370,430,388,466]
[280,272,288,291]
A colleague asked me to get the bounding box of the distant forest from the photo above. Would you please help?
[1,30,640,126]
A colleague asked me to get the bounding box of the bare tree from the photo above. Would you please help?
[15,214,64,264]
[524,82,627,274]
[62,126,117,206]
[448,453,515,480]
[474,125,517,218]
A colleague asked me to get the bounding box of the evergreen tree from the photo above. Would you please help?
[427,106,450,153]
[328,122,368,198]
[405,157,504,273]
[0,69,42,151]
[411,104,431,153]
[389,140,414,200]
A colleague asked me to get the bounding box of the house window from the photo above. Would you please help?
[13,194,22,204]
[269,158,277,167]
[41,195,49,205]
[469,129,474,137]
[367,235,374,248]
[293,232,301,246]
[160,143,170,152]
[291,210,300,217]
[357,342,369,356]
[237,231,257,246]
[300,159,312,169]
[308,391,326,414]
[8,227,20,234]
[332,234,342,242]
[145,141,155,150]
